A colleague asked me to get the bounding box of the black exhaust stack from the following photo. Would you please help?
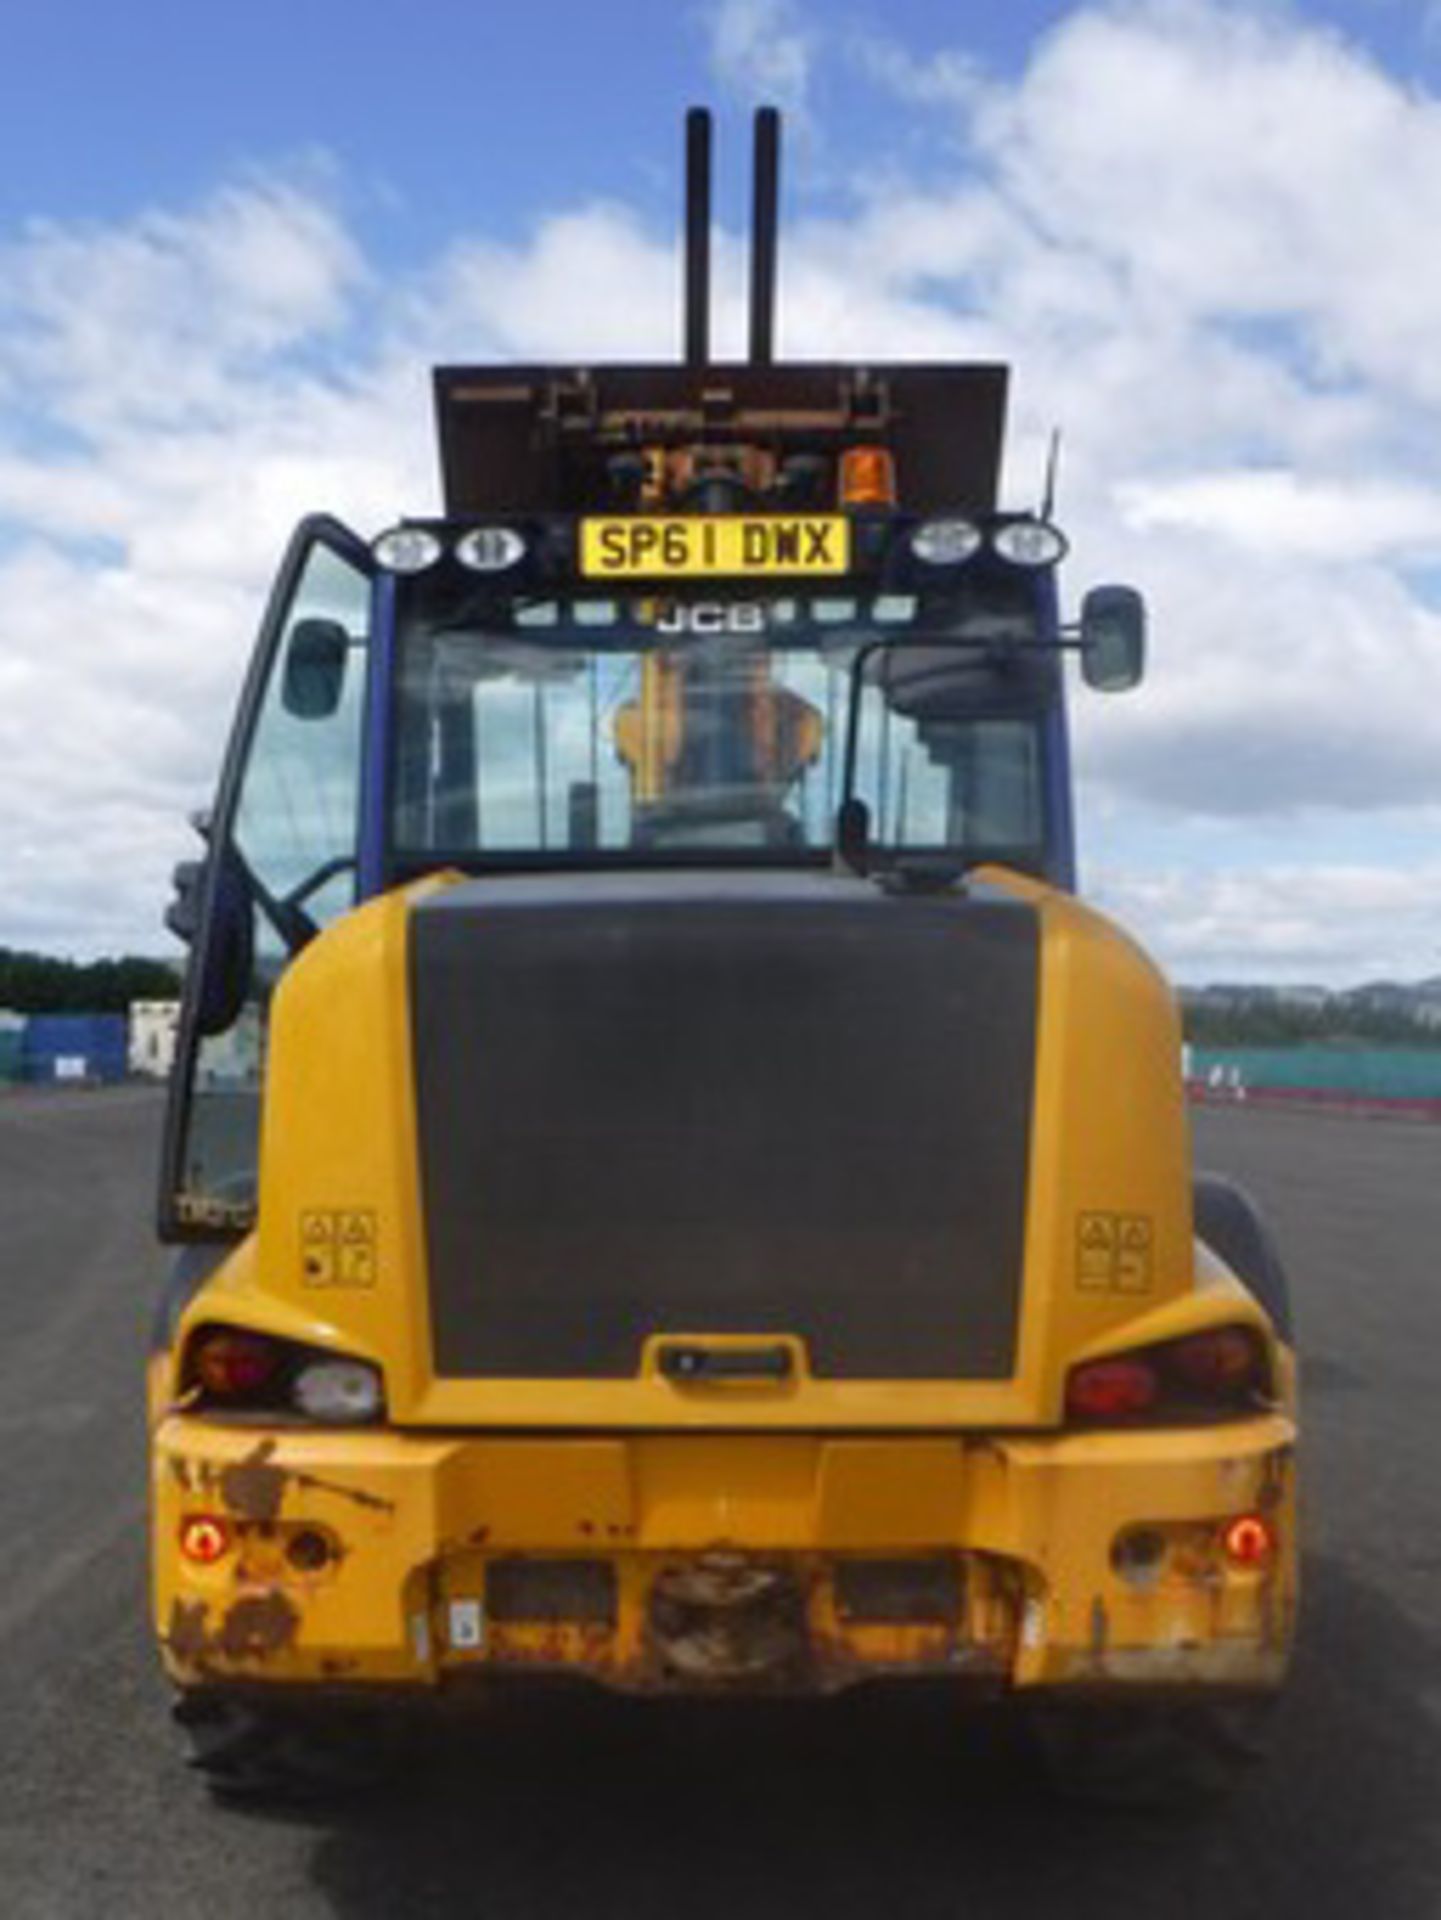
[683,107,712,367]
[749,106,781,365]
[683,105,782,367]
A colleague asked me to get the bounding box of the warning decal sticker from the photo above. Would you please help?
[300,1209,378,1288]
[1075,1211,1154,1294]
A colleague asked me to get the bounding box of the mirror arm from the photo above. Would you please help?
[228,848,318,957]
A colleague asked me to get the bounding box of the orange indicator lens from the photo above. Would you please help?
[839,446,896,506]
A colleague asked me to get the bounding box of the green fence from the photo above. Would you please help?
[1188,1044,1441,1102]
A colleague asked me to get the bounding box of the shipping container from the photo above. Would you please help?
[21,1012,128,1085]
[129,1000,181,1079]
[0,1013,22,1085]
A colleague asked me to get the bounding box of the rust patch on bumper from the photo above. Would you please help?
[193,1438,396,1525]
[164,1588,300,1667]
[646,1554,808,1685]
[219,1441,286,1523]
[219,1590,301,1659]
[167,1599,211,1665]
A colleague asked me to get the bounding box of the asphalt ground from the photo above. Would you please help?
[0,1085,1437,1918]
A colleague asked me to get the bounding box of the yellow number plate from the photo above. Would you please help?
[580,515,850,579]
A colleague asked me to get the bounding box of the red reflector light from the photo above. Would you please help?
[179,1515,232,1565]
[1066,1357,1159,1420]
[1222,1514,1275,1567]
[192,1329,278,1399]
[1168,1327,1260,1391]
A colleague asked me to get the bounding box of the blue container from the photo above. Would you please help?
[21,1013,128,1085]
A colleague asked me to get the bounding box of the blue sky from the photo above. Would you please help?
[7,2,1440,244]
[5,1,1439,224]
[2,0,1441,981]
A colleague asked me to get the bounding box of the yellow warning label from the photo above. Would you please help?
[300,1209,377,1288]
[1075,1212,1154,1294]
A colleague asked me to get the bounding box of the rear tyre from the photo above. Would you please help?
[1193,1174,1293,1339]
[1028,1695,1277,1807]
[173,1691,395,1804]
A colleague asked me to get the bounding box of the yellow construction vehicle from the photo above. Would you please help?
[151,108,1296,1802]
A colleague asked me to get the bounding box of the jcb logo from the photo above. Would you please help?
[653,603,766,634]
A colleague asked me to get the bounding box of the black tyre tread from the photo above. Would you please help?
[1193,1173,1293,1339]
[173,1693,391,1803]
[1031,1696,1275,1807]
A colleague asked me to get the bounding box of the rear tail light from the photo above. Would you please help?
[1167,1327,1260,1391]
[191,1329,280,1400]
[1066,1324,1272,1426]
[1066,1357,1159,1420]
[183,1325,385,1425]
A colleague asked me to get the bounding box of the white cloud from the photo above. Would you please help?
[0,174,366,435]
[849,36,985,113]
[1090,858,1441,986]
[966,1,1441,407]
[702,0,814,114]
[1117,470,1441,562]
[3,1,1441,986]
[420,205,681,363]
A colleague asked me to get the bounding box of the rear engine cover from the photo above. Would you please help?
[409,873,1037,1380]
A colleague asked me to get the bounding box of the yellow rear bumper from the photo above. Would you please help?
[152,1417,1296,1697]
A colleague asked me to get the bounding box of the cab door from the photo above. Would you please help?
[159,517,374,1241]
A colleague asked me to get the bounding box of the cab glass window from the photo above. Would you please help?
[170,540,370,1232]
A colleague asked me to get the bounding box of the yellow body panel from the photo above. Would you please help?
[152,864,1298,1701]
[199,867,1213,1430]
[152,1417,1295,1692]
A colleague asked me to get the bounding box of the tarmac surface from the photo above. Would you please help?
[0,1083,1437,1918]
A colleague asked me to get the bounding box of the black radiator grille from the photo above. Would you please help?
[409,873,1037,1381]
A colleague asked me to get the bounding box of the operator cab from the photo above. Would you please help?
[386,541,1065,883]
[156,124,1144,1250]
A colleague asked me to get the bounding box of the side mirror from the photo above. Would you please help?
[282,618,350,720]
[167,847,254,1036]
[165,859,206,946]
[1080,585,1146,692]
[195,851,255,1037]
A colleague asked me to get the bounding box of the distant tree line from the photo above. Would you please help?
[1182,999,1441,1049]
[0,947,180,1015]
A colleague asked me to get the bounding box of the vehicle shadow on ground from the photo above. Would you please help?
[296,1554,1438,1920]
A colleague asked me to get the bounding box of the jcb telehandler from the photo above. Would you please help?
[151,109,1296,1802]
